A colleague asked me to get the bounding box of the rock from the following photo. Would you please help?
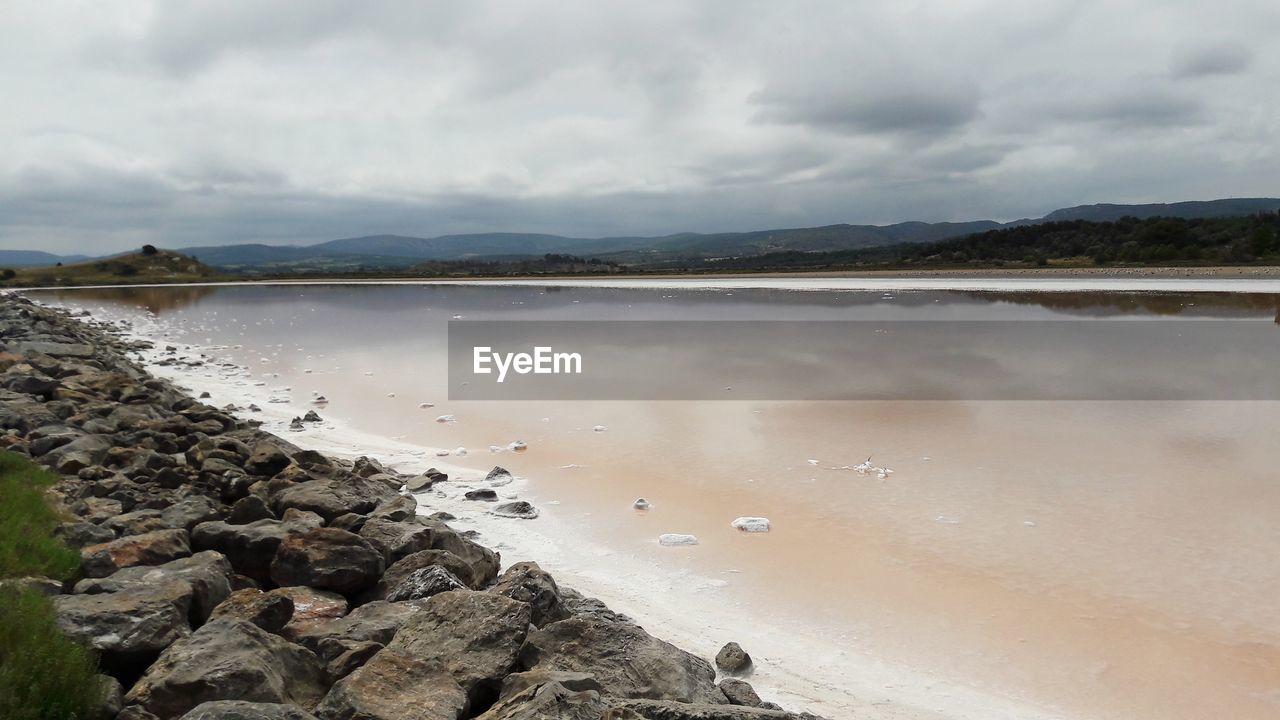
[351,456,391,478]
[271,471,397,521]
[54,520,116,548]
[228,495,275,524]
[103,510,169,537]
[386,590,531,705]
[42,434,112,474]
[313,648,467,720]
[72,496,124,524]
[729,518,770,534]
[476,681,607,720]
[118,707,162,720]
[715,642,752,675]
[274,586,349,641]
[499,670,603,700]
[178,701,320,720]
[209,588,295,634]
[658,534,698,547]
[160,496,225,531]
[606,700,802,719]
[385,565,465,601]
[125,618,328,720]
[245,443,291,477]
[329,513,367,533]
[270,528,385,595]
[191,518,315,584]
[293,600,424,662]
[53,580,193,676]
[464,488,498,502]
[12,340,96,357]
[290,450,330,467]
[74,551,233,624]
[357,518,435,564]
[718,679,762,707]
[519,617,725,704]
[368,495,417,522]
[490,562,570,628]
[486,466,514,485]
[491,501,539,519]
[302,410,322,423]
[325,640,383,680]
[366,549,485,600]
[4,575,65,596]
[633,498,652,510]
[95,674,125,720]
[406,468,447,492]
[82,529,192,578]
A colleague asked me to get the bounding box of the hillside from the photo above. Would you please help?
[671,213,1280,272]
[0,248,222,287]
[0,250,91,267]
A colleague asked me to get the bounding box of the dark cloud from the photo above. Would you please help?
[1170,43,1253,79]
[751,83,981,136]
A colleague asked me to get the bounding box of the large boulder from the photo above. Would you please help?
[356,518,434,565]
[384,565,465,602]
[715,643,752,675]
[245,442,292,477]
[124,618,328,720]
[192,517,321,584]
[519,617,726,704]
[606,700,804,719]
[179,702,319,720]
[270,470,397,522]
[73,551,233,623]
[40,433,112,474]
[270,528,385,595]
[359,518,499,586]
[81,529,192,578]
[363,550,485,601]
[209,588,295,634]
[385,590,531,705]
[474,682,607,720]
[490,561,570,628]
[293,600,425,662]
[53,580,193,676]
[313,649,467,720]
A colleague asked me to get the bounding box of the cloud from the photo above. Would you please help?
[0,1,1275,254]
[1170,42,1253,79]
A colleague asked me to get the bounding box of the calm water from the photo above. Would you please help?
[30,283,1280,720]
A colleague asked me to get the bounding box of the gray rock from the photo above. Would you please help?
[294,600,425,662]
[607,700,806,719]
[368,495,416,522]
[386,590,531,705]
[178,701,320,720]
[160,495,225,531]
[245,442,291,477]
[365,549,485,601]
[715,642,752,675]
[499,670,602,701]
[42,434,112,474]
[519,617,726,704]
[274,586,349,642]
[313,648,468,720]
[464,489,498,502]
[385,565,465,602]
[124,618,328,720]
[475,681,606,720]
[270,471,397,521]
[81,529,192,578]
[357,518,435,565]
[191,518,314,584]
[227,495,275,524]
[94,674,125,720]
[490,500,539,520]
[53,580,193,675]
[325,640,383,680]
[53,520,116,548]
[490,561,570,628]
[270,528,385,596]
[718,679,763,707]
[73,551,233,623]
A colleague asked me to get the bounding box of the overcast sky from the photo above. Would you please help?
[2,1,1277,254]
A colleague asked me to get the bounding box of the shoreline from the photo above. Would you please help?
[20,290,1078,720]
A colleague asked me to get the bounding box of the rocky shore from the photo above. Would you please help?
[0,293,826,720]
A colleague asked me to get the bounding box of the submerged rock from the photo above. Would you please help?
[658,534,699,547]
[729,517,771,533]
[490,501,539,519]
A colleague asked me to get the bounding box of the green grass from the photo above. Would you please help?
[0,451,80,580]
[0,451,104,719]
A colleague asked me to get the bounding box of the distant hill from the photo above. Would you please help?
[1,249,221,287]
[0,250,90,267]
[1043,198,1280,223]
[3,197,1276,273]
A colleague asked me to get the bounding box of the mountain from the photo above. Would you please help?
[0,250,90,267]
[312,233,581,259]
[1043,198,1280,223]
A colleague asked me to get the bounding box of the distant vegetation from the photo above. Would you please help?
[0,451,105,720]
[667,213,1280,272]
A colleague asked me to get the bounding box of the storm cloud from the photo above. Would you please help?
[1,1,1277,254]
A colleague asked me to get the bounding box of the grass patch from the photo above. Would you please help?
[0,585,105,720]
[0,451,104,719]
[0,450,80,580]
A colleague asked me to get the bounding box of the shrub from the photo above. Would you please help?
[0,269,14,280]
[0,585,104,720]
[141,244,158,256]
[0,451,80,580]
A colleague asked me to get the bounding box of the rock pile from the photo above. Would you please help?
[0,294,825,720]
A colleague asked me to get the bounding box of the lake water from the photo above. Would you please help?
[29,282,1280,720]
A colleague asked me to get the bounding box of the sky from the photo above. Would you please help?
[2,1,1277,254]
